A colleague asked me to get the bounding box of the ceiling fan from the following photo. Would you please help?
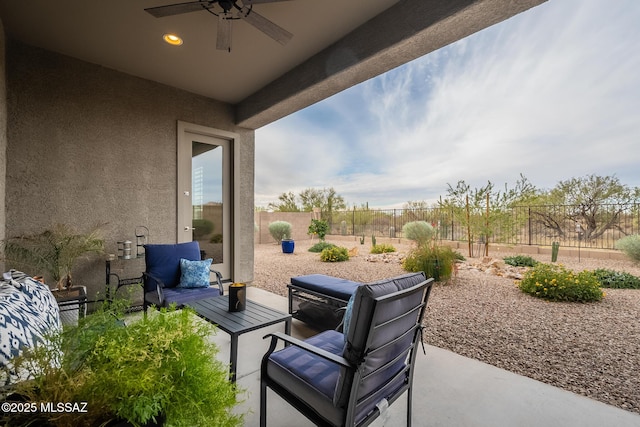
[145,0,294,52]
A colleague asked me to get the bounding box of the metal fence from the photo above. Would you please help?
[323,204,640,250]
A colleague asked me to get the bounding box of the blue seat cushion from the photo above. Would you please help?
[267,330,345,426]
[290,274,360,301]
[146,286,221,308]
[145,242,201,289]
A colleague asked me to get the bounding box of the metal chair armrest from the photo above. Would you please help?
[262,332,352,368]
[142,271,166,306]
[209,267,224,295]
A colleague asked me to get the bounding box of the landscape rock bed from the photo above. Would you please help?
[252,240,640,414]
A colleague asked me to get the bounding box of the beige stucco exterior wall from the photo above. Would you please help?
[4,40,255,298]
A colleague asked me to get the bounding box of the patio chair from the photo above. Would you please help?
[260,272,434,427]
[142,241,224,313]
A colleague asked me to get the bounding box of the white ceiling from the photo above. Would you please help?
[0,0,399,104]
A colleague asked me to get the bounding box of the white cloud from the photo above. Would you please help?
[256,0,640,209]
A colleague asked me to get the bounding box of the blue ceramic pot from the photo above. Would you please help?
[281,239,295,254]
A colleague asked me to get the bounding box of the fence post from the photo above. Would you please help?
[528,207,532,246]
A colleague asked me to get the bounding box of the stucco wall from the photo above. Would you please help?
[4,40,255,298]
[0,20,6,265]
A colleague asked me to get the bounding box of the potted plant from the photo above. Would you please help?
[3,223,105,325]
[268,221,294,253]
[3,300,244,427]
[2,223,105,291]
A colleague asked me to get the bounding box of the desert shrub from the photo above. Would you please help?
[309,242,336,253]
[370,243,396,254]
[519,263,603,302]
[504,255,538,267]
[268,221,292,243]
[615,235,640,263]
[402,221,435,247]
[320,246,349,262]
[592,268,640,289]
[192,219,214,239]
[402,245,461,282]
[210,234,223,243]
[308,219,329,241]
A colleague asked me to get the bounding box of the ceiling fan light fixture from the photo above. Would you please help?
[163,33,184,46]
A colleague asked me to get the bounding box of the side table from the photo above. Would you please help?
[186,296,291,382]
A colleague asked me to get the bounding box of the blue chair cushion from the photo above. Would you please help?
[290,274,360,301]
[267,330,345,426]
[178,258,212,288]
[146,286,221,308]
[145,241,201,289]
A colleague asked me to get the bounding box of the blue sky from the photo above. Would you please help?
[255,0,640,209]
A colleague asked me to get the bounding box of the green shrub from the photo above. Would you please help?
[7,303,243,427]
[309,242,336,253]
[519,263,603,302]
[320,246,349,262]
[592,268,640,289]
[268,221,292,243]
[370,243,396,254]
[308,219,329,241]
[402,221,435,247]
[192,219,214,239]
[402,245,461,282]
[615,235,640,263]
[504,255,538,267]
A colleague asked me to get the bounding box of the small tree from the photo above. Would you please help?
[268,221,292,243]
[308,219,329,241]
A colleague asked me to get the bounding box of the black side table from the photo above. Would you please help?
[186,296,292,382]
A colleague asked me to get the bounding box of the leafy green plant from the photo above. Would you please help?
[268,221,292,243]
[402,245,461,282]
[592,268,640,289]
[308,219,329,241]
[370,243,396,254]
[6,302,244,427]
[309,242,336,253]
[615,235,640,263]
[402,221,435,247]
[2,223,105,290]
[320,246,350,262]
[503,255,538,267]
[519,263,603,302]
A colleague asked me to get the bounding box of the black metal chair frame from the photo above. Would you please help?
[260,276,434,427]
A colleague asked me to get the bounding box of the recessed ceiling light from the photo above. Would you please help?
[163,34,183,46]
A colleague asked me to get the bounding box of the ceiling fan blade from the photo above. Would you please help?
[216,14,232,51]
[243,0,295,4]
[240,6,293,46]
[145,1,217,18]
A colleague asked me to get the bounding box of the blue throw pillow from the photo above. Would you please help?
[342,292,356,342]
[178,258,212,288]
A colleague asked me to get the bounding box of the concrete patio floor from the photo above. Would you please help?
[210,287,640,427]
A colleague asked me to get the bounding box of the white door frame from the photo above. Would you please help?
[177,121,240,281]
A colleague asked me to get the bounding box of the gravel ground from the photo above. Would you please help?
[252,239,640,414]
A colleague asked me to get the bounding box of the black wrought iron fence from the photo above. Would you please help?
[324,203,640,250]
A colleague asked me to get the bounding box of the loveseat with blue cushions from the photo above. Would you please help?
[143,241,224,313]
[0,270,61,386]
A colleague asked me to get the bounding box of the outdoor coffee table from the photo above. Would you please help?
[186,296,291,382]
